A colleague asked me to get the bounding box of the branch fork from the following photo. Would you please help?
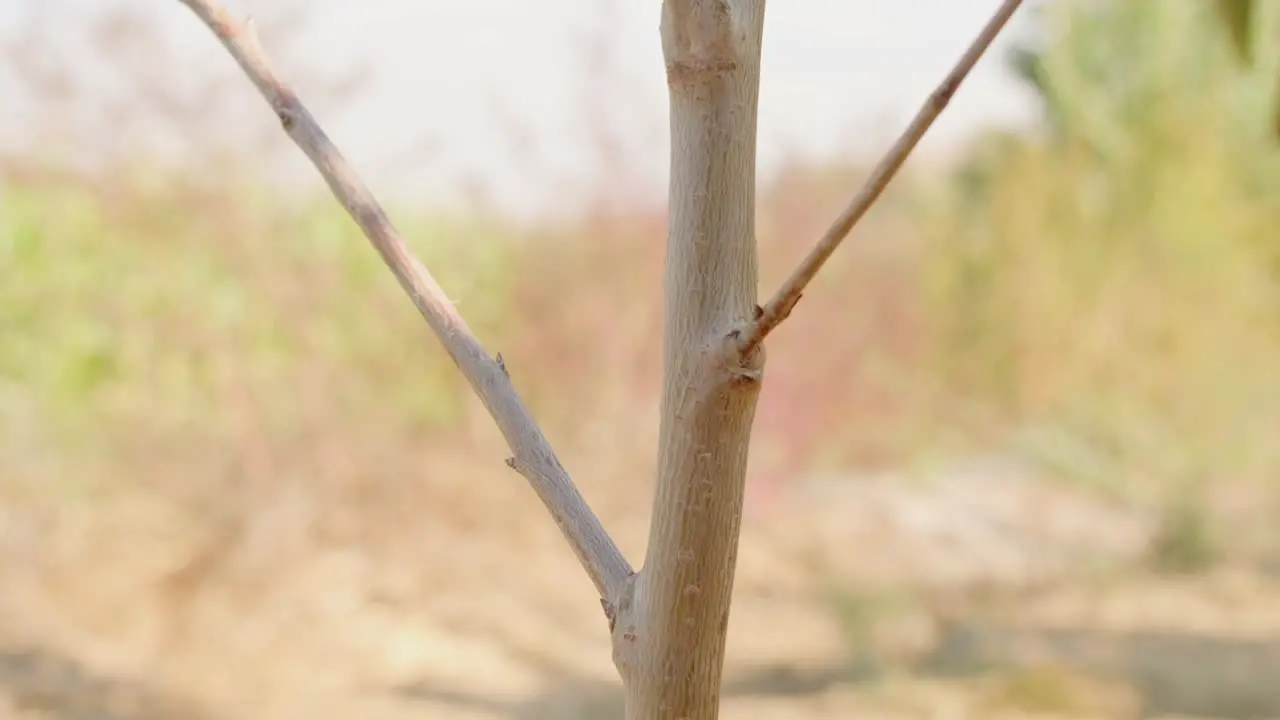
[173,0,1024,714]
[742,0,1025,354]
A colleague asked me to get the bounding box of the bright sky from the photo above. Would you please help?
[5,0,1045,217]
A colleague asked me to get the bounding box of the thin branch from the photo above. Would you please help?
[175,0,634,602]
[741,0,1025,353]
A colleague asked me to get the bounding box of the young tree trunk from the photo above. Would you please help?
[174,0,1022,717]
[609,2,766,718]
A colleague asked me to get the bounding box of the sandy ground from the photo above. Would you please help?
[2,456,1279,719]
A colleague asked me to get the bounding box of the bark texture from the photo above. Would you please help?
[610,2,766,718]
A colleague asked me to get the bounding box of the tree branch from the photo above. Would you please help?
[740,0,1025,354]
[174,0,634,603]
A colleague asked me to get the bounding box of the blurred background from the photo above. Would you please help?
[2,0,1279,718]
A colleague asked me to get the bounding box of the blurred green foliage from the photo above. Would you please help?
[0,178,516,500]
[921,0,1280,503]
[1214,0,1280,138]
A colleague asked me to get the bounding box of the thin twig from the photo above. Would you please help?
[175,0,634,601]
[741,0,1025,354]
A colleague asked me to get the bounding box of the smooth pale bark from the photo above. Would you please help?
[608,2,766,718]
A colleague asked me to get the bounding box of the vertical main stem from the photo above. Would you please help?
[613,2,766,718]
